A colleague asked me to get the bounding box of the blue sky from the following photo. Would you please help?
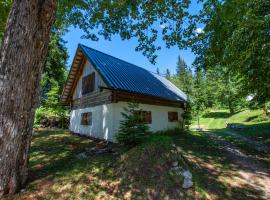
[63,1,202,75]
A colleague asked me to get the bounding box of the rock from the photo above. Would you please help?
[76,152,88,159]
[172,166,181,171]
[182,178,193,189]
[182,170,193,189]
[172,161,178,167]
[182,170,192,179]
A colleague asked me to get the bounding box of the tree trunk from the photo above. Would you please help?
[0,0,56,195]
[197,114,200,129]
[228,99,234,114]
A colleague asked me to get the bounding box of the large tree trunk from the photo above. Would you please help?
[0,0,56,195]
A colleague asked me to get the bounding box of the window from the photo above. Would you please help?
[135,111,152,124]
[82,72,95,95]
[168,112,178,122]
[81,112,92,125]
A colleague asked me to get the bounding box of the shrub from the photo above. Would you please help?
[116,102,150,148]
[34,106,69,128]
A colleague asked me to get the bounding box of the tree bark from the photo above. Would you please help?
[0,0,56,195]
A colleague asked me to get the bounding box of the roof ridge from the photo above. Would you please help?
[78,43,154,73]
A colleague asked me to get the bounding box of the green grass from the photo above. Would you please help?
[191,109,270,168]
[192,109,270,144]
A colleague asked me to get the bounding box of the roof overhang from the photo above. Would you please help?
[60,47,86,105]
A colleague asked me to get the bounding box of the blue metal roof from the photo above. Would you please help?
[79,44,187,102]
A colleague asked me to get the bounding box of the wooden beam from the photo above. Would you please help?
[68,55,86,102]
[112,90,184,108]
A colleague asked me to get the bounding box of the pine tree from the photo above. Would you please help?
[193,68,207,129]
[175,56,194,96]
[116,102,150,147]
[165,68,171,80]
[156,67,160,74]
[182,98,193,129]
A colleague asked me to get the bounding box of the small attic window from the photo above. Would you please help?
[82,72,95,95]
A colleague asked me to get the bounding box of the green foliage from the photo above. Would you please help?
[192,68,208,128]
[266,101,270,110]
[116,102,150,147]
[165,68,171,80]
[189,0,270,104]
[174,56,194,96]
[183,99,193,129]
[35,32,69,128]
[41,32,68,103]
[0,0,11,41]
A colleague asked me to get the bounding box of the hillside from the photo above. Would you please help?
[192,109,270,146]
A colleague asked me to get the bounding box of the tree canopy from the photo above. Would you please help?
[188,0,270,105]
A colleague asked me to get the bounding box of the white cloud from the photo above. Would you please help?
[160,24,166,29]
[195,28,204,34]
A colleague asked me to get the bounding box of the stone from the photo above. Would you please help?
[182,170,192,179]
[182,178,193,189]
[182,170,193,189]
[76,152,88,159]
[172,161,178,167]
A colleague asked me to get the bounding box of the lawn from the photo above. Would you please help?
[192,109,270,146]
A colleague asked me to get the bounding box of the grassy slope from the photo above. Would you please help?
[193,109,270,143]
[13,130,194,200]
[192,109,270,168]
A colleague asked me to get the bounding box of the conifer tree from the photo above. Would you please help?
[116,102,150,147]
[175,56,194,96]
[156,67,160,75]
[193,68,207,129]
[165,68,171,80]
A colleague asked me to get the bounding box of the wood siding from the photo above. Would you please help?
[111,90,184,108]
[72,90,112,110]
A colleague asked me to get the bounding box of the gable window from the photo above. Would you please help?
[168,112,178,122]
[134,111,152,124]
[82,72,95,95]
[81,112,92,125]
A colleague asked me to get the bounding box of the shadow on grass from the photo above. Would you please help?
[25,129,192,200]
[169,131,267,200]
[22,129,269,200]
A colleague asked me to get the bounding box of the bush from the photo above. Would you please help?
[34,106,69,129]
[116,102,151,148]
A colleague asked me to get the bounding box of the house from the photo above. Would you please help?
[61,44,187,141]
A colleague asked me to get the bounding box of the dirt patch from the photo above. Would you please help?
[222,130,270,153]
[207,132,270,200]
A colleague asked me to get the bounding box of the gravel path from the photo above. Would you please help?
[207,132,270,200]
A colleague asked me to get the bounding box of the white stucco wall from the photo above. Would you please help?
[70,104,114,141]
[73,60,106,100]
[70,102,184,142]
[112,102,184,134]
